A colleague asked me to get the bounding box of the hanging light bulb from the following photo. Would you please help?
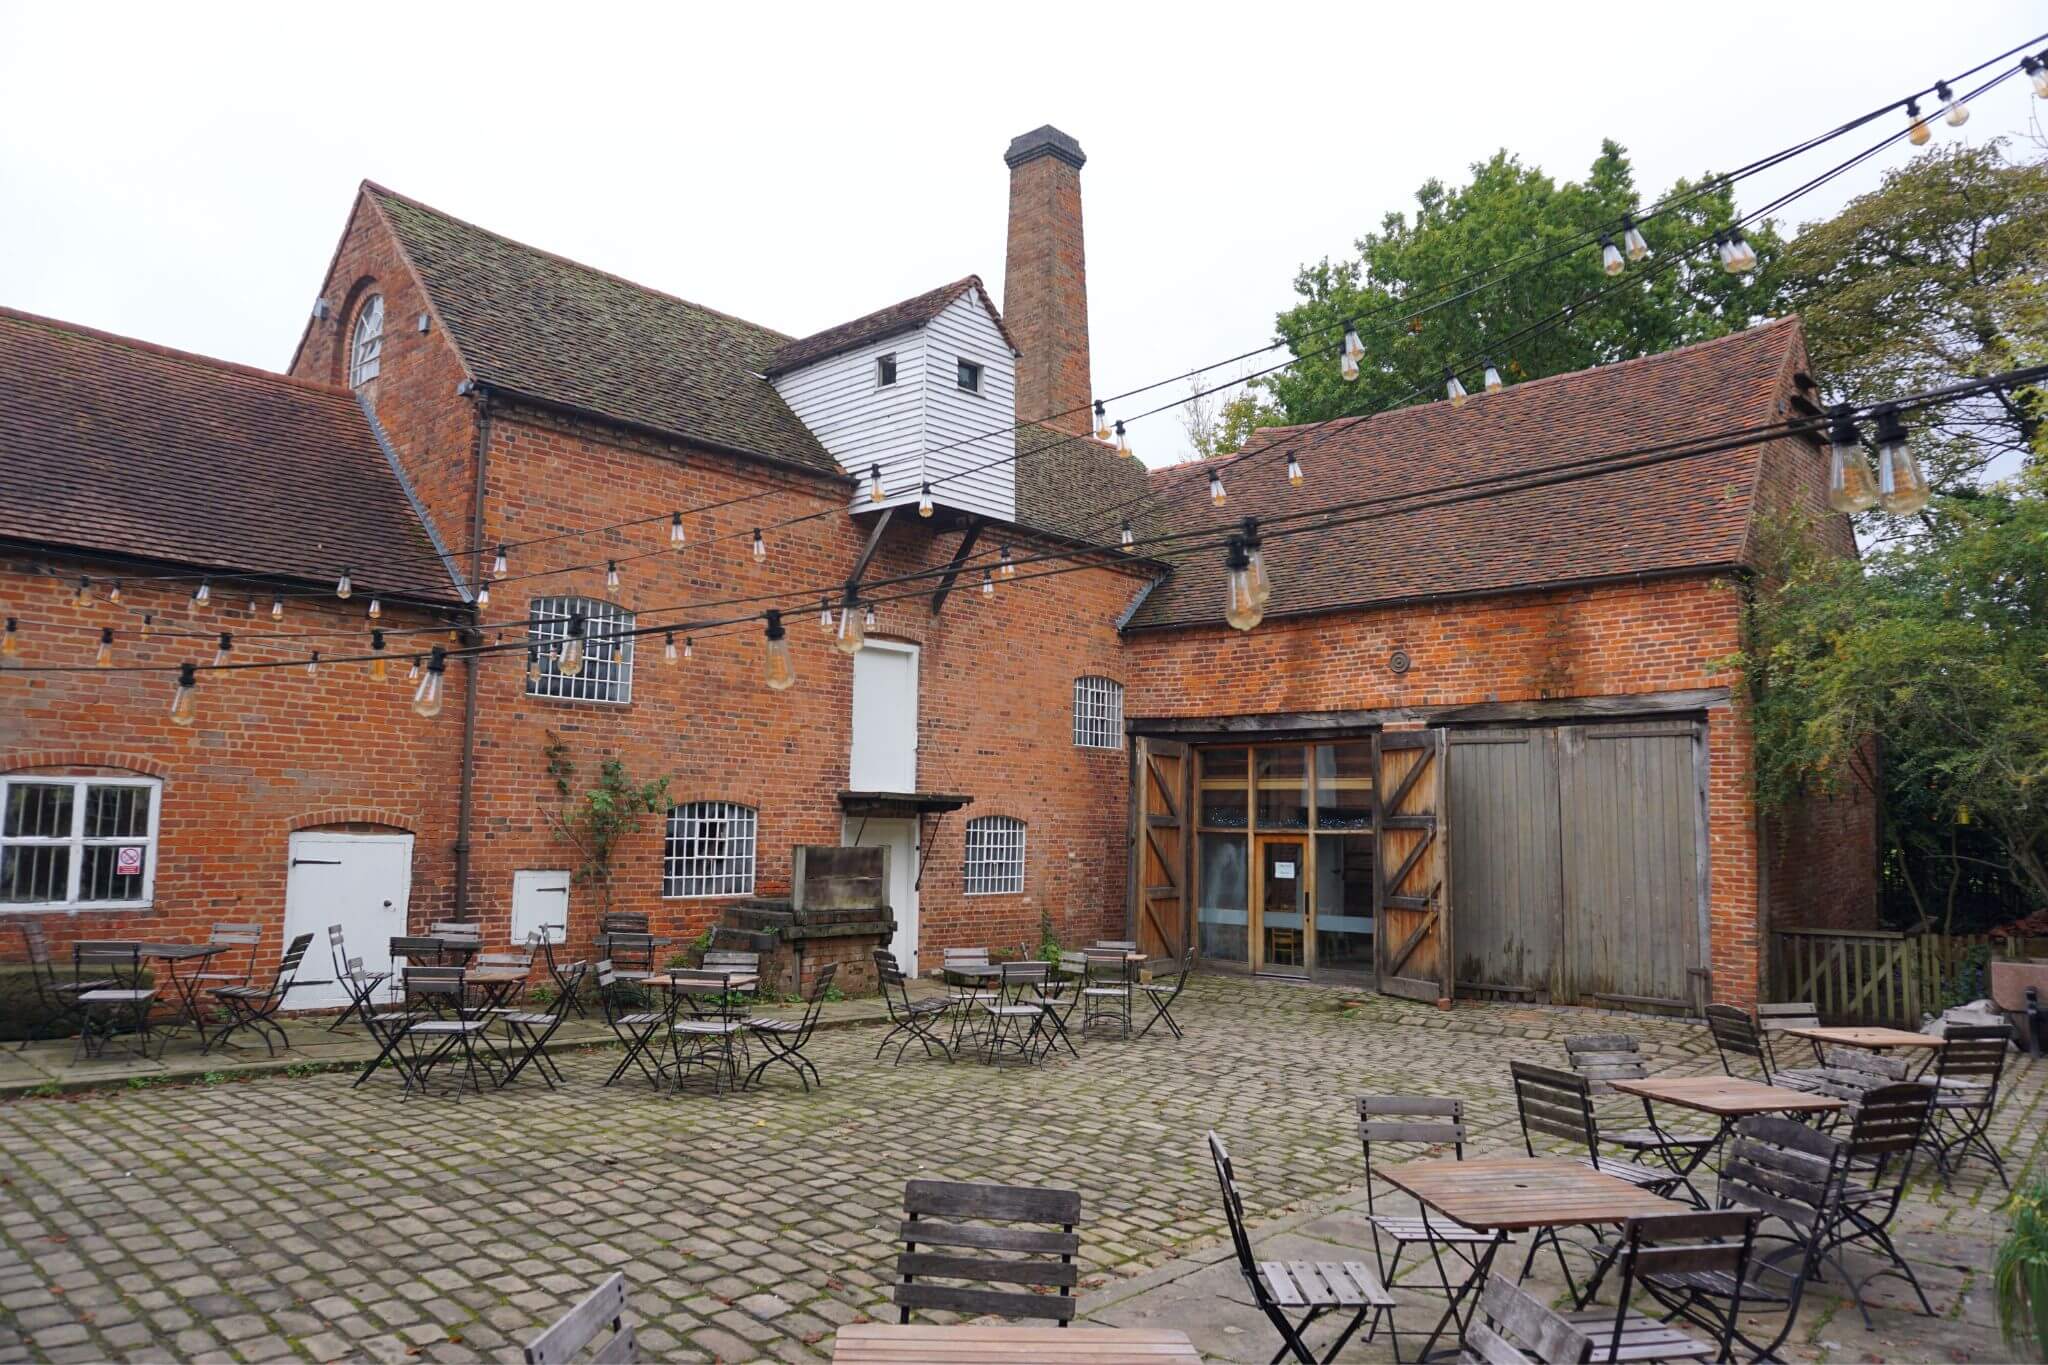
[1287,452,1305,487]
[1935,79,1968,127]
[407,655,421,682]
[1599,234,1625,276]
[1223,537,1263,632]
[752,527,767,561]
[1120,520,1135,550]
[1622,215,1650,262]
[412,647,446,718]
[1905,98,1931,146]
[2,616,18,658]
[169,662,199,727]
[863,603,876,630]
[1208,469,1226,507]
[492,545,509,578]
[1874,407,1931,514]
[1726,229,1757,273]
[1115,421,1132,457]
[364,597,380,621]
[684,635,694,660]
[1445,369,1468,407]
[1343,320,1365,363]
[269,595,284,621]
[477,581,490,609]
[981,567,995,598]
[670,511,687,547]
[105,580,123,607]
[1340,348,1361,383]
[664,631,679,665]
[213,632,233,667]
[1241,518,1273,607]
[1094,400,1112,441]
[336,569,352,600]
[2027,55,2048,99]
[558,611,586,676]
[71,577,90,609]
[370,628,388,682]
[1000,545,1015,578]
[819,599,835,632]
[1825,412,1879,513]
[917,484,934,517]
[868,463,885,504]
[307,650,321,677]
[1482,359,1504,394]
[605,562,621,599]
[247,597,261,616]
[95,627,114,668]
[194,578,211,609]
[835,591,866,654]
[761,609,796,691]
[141,613,154,639]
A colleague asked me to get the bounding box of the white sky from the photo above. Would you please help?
[2,2,2042,465]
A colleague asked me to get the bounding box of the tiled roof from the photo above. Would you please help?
[363,184,838,477]
[1125,319,1805,630]
[1013,422,1153,544]
[0,307,461,601]
[764,277,1015,377]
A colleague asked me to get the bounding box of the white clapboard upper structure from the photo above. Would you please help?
[765,278,1019,524]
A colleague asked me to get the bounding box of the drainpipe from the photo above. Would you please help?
[453,388,493,921]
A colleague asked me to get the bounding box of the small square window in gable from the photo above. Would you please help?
[956,358,982,394]
[876,353,898,387]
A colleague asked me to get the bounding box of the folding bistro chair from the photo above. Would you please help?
[394,966,502,1096]
[326,924,390,1033]
[1080,948,1133,1039]
[596,960,668,1088]
[1756,1001,1822,1073]
[1093,939,1139,951]
[499,960,587,1089]
[980,960,1051,1066]
[1208,1132,1394,1363]
[1356,1096,1503,1358]
[1461,1275,1594,1365]
[668,970,748,1094]
[1704,1004,1828,1091]
[205,932,315,1056]
[1561,1209,1760,1363]
[524,1271,637,1364]
[537,928,587,1019]
[72,941,157,1061]
[188,921,263,989]
[941,946,998,1052]
[1815,1081,1938,1325]
[1924,1023,2012,1187]
[1026,952,1085,1060]
[894,1178,1083,1326]
[17,921,111,1049]
[604,932,659,984]
[1137,945,1195,1040]
[1563,1034,1715,1201]
[743,962,836,1092]
[873,950,953,1064]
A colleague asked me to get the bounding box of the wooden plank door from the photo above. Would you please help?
[1374,730,1453,1004]
[1130,737,1190,960]
[1446,729,1564,1002]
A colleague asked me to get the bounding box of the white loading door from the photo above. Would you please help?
[511,869,571,946]
[844,816,920,976]
[850,641,918,792]
[282,831,413,1009]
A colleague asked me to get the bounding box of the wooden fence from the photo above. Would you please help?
[1768,928,2045,1027]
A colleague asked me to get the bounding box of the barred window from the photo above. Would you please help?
[526,596,635,703]
[2,777,160,910]
[963,816,1025,896]
[663,802,757,898]
[1073,676,1124,749]
[349,294,384,387]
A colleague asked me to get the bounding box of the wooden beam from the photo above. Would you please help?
[845,507,894,595]
[928,522,983,616]
[1124,687,1734,740]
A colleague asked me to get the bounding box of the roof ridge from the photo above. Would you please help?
[0,305,359,403]
[360,180,796,343]
[1456,315,1799,406]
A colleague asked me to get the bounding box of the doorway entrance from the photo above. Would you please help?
[281,830,413,1009]
[844,816,919,975]
[1254,835,1308,975]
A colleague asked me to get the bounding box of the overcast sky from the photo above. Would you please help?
[2,2,2042,465]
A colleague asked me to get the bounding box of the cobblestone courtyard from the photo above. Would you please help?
[0,976,2040,1363]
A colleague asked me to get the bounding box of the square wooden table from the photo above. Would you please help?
[1777,1025,1945,1053]
[831,1323,1200,1362]
[1610,1074,1844,1119]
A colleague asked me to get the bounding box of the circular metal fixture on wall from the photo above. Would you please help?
[1388,649,1412,675]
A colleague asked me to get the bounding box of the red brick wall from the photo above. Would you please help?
[1004,151,1091,436]
[1,557,465,959]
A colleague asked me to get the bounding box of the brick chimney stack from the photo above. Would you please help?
[1002,126,1092,436]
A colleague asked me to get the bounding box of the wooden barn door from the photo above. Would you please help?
[1130,737,1190,961]
[1374,730,1453,1004]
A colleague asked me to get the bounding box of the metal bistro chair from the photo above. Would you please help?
[1461,1275,1594,1365]
[1080,947,1133,1040]
[1925,1023,2013,1188]
[1093,939,1139,952]
[1563,1034,1716,1201]
[743,962,836,1092]
[1817,1081,1938,1325]
[941,946,999,1052]
[668,970,748,1095]
[604,931,659,984]
[981,960,1052,1066]
[1137,945,1195,1040]
[205,931,315,1056]
[873,950,953,1065]
[395,965,502,1096]
[894,1178,1083,1327]
[499,960,588,1090]
[72,941,157,1061]
[1704,1004,1828,1091]
[1208,1131,1394,1363]
[17,921,112,1049]
[1357,1096,1503,1358]
[524,1271,637,1365]
[1026,952,1086,1060]
[388,935,443,1002]
[1561,1209,1760,1364]
[188,921,263,990]
[1756,1000,1822,1073]
[427,920,483,967]
[327,924,390,1033]
[595,960,668,1088]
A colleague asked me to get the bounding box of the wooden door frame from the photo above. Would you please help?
[1251,832,1312,976]
[1126,736,1191,959]
[1373,729,1453,1004]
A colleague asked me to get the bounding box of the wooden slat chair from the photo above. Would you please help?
[1817,1081,1937,1325]
[1756,1001,1822,1072]
[389,935,443,1002]
[204,932,316,1056]
[498,960,587,1090]
[894,1178,1082,1327]
[700,949,760,1004]
[1703,1005,1827,1091]
[1561,1210,1760,1364]
[1357,1096,1503,1354]
[394,965,503,1096]
[1804,1046,1912,1114]
[595,960,668,1088]
[597,912,650,936]
[1080,948,1133,1040]
[188,922,264,990]
[326,924,390,1033]
[1208,1132,1394,1364]
[1025,952,1086,1060]
[1093,939,1138,951]
[979,960,1052,1065]
[427,921,483,966]
[604,932,659,983]
[1459,1275,1593,1365]
[1924,1024,2012,1188]
[941,947,999,1051]
[669,969,749,1095]
[72,941,157,1061]
[1563,1034,1715,1201]
[743,962,836,1092]
[17,921,112,1049]
[1137,946,1195,1040]
[873,950,953,1065]
[524,1271,637,1365]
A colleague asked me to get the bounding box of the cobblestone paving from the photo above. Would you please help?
[0,976,2039,1363]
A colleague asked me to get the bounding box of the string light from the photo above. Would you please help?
[213,632,233,667]
[336,569,352,600]
[169,663,199,727]
[1340,317,1363,381]
[1241,518,1273,607]
[981,567,995,597]
[605,561,621,598]
[108,580,123,606]
[476,581,490,609]
[1208,469,1226,507]
[670,512,687,546]
[1094,400,1112,441]
[1825,412,1879,513]
[1600,234,1625,276]
[2027,55,2048,99]
[270,596,284,621]
[1936,79,1969,126]
[1,617,16,657]
[761,609,795,691]
[193,578,210,608]
[917,484,935,517]
[1340,348,1360,383]
[819,599,835,632]
[247,598,260,616]
[1115,421,1132,457]
[367,597,382,620]
[664,631,678,665]
[1874,406,1931,514]
[1223,537,1263,632]
[412,647,446,718]
[684,636,694,660]
[1445,369,1468,407]
[1905,98,1931,146]
[868,464,885,504]
[492,546,509,578]
[306,651,320,677]
[1482,359,1504,394]
[407,655,421,682]
[1120,520,1134,550]
[1727,230,1757,273]
[752,528,767,561]
[141,613,153,638]
[863,603,876,630]
[558,612,586,676]
[370,629,388,681]
[1000,545,1015,578]
[1622,215,1650,262]
[95,628,113,668]
[835,590,866,654]
[1286,453,1304,487]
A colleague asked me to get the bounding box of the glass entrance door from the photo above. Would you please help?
[1255,836,1309,975]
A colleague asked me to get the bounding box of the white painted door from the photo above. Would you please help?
[850,642,918,792]
[845,816,919,975]
[511,870,571,946]
[282,831,413,1009]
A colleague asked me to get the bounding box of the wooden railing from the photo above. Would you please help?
[1769,928,2042,1027]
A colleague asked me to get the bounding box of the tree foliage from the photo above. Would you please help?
[1263,142,1782,425]
[540,732,670,917]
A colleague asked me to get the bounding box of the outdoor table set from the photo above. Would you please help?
[923,943,1190,1068]
[596,955,842,1097]
[356,955,585,1098]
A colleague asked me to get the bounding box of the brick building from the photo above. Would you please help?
[0,125,1873,1010]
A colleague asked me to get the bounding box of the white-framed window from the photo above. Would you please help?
[526,596,635,704]
[1073,676,1124,749]
[349,294,385,387]
[876,353,898,387]
[1,776,162,911]
[956,358,982,393]
[663,802,757,898]
[963,815,1025,895]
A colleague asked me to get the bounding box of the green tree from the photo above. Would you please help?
[1771,141,2048,511]
[1264,141,1783,425]
[540,733,671,918]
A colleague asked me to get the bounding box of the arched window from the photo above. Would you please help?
[663,802,757,898]
[526,596,635,703]
[963,815,1026,895]
[348,294,384,387]
[1072,676,1124,749]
